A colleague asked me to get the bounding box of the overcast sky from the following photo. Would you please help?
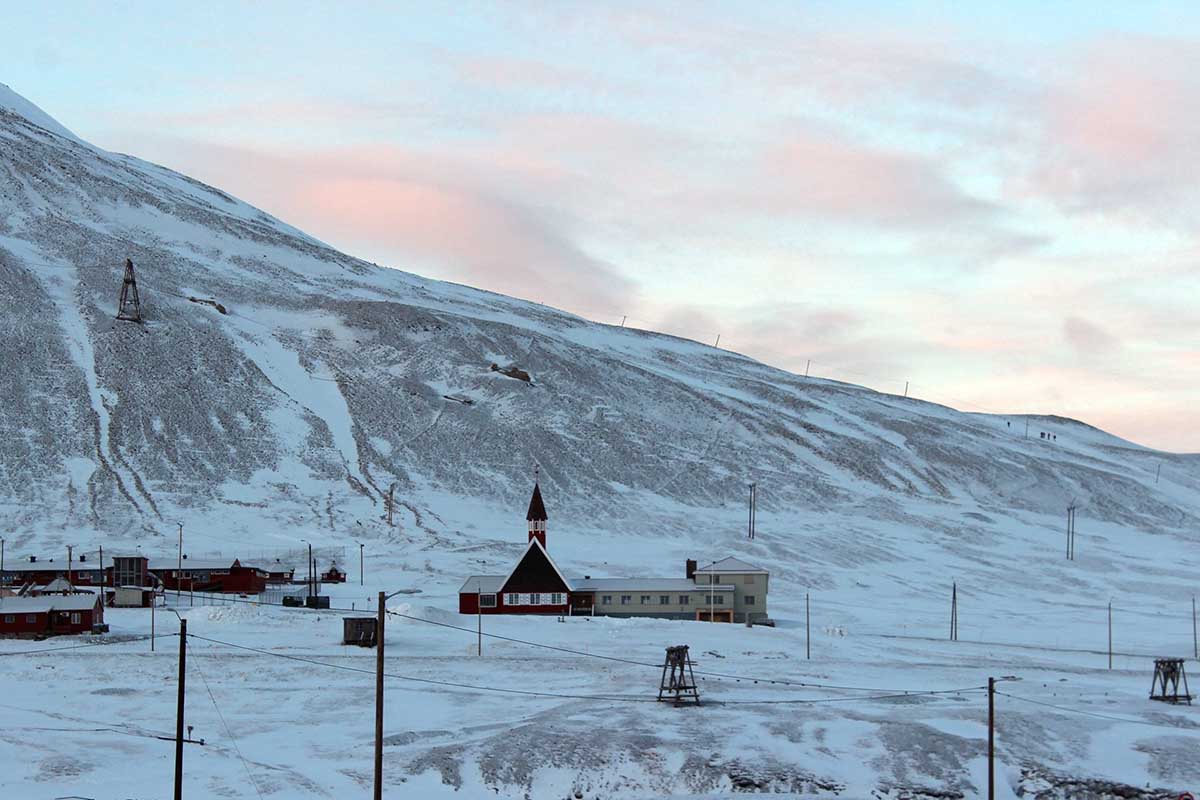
[5,1,1198,451]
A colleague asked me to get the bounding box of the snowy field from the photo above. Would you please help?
[3,496,1198,799]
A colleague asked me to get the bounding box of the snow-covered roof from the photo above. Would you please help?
[692,557,767,574]
[39,578,79,593]
[569,577,736,592]
[459,575,505,594]
[147,558,245,571]
[1,562,103,572]
[0,595,100,613]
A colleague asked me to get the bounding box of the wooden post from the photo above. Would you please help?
[1108,601,1113,670]
[987,677,995,800]
[151,595,156,652]
[374,590,385,800]
[804,359,810,377]
[477,603,482,656]
[805,593,811,660]
[1193,596,1197,660]
[174,617,187,800]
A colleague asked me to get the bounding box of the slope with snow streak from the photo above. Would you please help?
[0,85,1198,798]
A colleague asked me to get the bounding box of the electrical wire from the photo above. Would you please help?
[995,691,1200,730]
[187,639,267,800]
[186,633,656,704]
[186,632,984,708]
[0,632,172,657]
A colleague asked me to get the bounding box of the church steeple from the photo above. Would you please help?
[526,468,548,548]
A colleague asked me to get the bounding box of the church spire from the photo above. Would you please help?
[526,468,547,547]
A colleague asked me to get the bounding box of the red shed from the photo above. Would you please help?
[0,594,106,638]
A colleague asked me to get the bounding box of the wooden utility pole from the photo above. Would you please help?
[359,543,365,587]
[804,360,811,377]
[177,523,184,603]
[374,590,385,800]
[805,593,810,660]
[987,677,995,800]
[1108,601,1113,670]
[714,334,721,348]
[620,315,626,327]
[903,381,909,398]
[66,544,73,586]
[1193,596,1197,660]
[174,617,187,800]
[477,603,482,656]
[1155,463,1162,484]
[387,484,395,527]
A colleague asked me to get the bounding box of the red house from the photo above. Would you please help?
[0,594,106,638]
[459,481,570,615]
[149,558,269,594]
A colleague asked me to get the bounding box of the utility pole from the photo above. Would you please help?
[1024,419,1029,439]
[151,593,156,652]
[174,617,187,800]
[477,602,482,657]
[620,315,626,327]
[387,484,395,527]
[714,334,721,348]
[359,543,365,587]
[67,544,73,587]
[950,582,958,641]
[374,590,385,800]
[805,593,810,660]
[903,381,909,398]
[177,523,184,603]
[804,359,810,378]
[1,537,5,584]
[1193,595,1198,660]
[1108,601,1113,670]
[987,677,995,800]
[99,544,104,594]
[747,484,755,540]
[1155,463,1162,484]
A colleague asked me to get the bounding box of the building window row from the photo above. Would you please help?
[503,592,564,606]
[479,594,497,608]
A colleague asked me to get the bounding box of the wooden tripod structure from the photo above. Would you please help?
[1149,658,1192,705]
[116,258,143,323]
[657,645,700,706]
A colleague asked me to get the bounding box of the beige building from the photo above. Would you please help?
[567,556,769,623]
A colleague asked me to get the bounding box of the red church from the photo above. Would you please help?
[458,481,570,615]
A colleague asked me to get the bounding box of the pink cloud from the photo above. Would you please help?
[1025,35,1200,218]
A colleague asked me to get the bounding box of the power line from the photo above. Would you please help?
[186,639,266,800]
[995,691,1200,730]
[186,633,656,704]
[187,632,983,708]
[0,632,171,657]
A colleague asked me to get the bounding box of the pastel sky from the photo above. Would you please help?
[5,2,1198,452]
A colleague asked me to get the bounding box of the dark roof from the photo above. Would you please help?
[526,482,547,521]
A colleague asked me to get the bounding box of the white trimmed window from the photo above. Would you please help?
[640,595,651,605]
[601,595,612,605]
[620,595,631,605]
[480,594,497,608]
[679,596,690,605]
[71,613,81,624]
[530,593,542,605]
[548,592,565,604]
[504,593,520,605]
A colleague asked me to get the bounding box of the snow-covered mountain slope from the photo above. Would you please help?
[2,86,1199,799]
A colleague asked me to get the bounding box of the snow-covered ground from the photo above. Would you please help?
[1,84,1198,798]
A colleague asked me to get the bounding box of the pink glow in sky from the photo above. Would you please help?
[4,3,1197,451]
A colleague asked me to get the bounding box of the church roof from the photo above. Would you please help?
[526,482,548,521]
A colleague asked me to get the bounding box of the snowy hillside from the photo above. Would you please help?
[1,85,1199,799]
